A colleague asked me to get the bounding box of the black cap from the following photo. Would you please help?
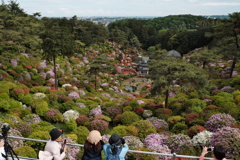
[50,128,62,141]
[109,133,121,146]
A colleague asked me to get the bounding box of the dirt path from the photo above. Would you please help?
[121,77,149,94]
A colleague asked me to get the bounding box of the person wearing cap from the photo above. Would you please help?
[103,133,128,160]
[82,130,104,160]
[0,135,6,160]
[39,128,67,160]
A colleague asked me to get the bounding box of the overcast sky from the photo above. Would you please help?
[15,0,240,17]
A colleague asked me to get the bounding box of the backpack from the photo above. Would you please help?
[106,145,122,160]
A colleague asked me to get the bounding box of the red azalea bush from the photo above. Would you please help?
[76,115,89,126]
[187,125,205,137]
[134,107,144,115]
[185,113,199,123]
[91,119,108,132]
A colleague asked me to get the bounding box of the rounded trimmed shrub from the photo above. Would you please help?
[14,146,37,158]
[120,111,141,125]
[132,120,156,140]
[109,125,127,137]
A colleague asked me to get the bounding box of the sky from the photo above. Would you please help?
[15,0,240,17]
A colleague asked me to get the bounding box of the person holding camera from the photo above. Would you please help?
[39,128,67,160]
[82,130,104,160]
[200,146,226,160]
[0,135,6,160]
[103,133,129,160]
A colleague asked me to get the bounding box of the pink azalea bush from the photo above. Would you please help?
[205,113,237,132]
[91,119,108,132]
[22,114,41,124]
[123,136,143,149]
[146,117,169,130]
[68,91,80,100]
[65,137,81,160]
[89,108,102,117]
[210,127,240,159]
[166,134,193,153]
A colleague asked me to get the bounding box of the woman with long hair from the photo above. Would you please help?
[103,133,128,160]
[82,130,104,160]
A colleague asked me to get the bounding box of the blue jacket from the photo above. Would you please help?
[103,144,129,160]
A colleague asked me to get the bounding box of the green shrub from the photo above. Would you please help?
[31,99,49,116]
[14,146,37,158]
[185,98,206,114]
[0,98,11,110]
[75,107,90,116]
[167,116,185,129]
[60,100,77,112]
[65,119,77,131]
[21,93,34,105]
[120,111,141,125]
[125,125,138,136]
[30,121,54,133]
[129,100,139,108]
[30,86,48,93]
[123,106,132,112]
[109,125,128,137]
[171,122,188,134]
[132,120,156,140]
[26,131,50,152]
[0,92,9,99]
[73,126,89,144]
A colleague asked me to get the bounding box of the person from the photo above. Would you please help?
[82,130,104,160]
[199,146,226,160]
[0,135,6,160]
[39,128,67,160]
[103,133,128,160]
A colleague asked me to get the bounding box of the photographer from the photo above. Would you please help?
[200,146,226,160]
[103,133,128,160]
[39,128,67,160]
[0,135,6,160]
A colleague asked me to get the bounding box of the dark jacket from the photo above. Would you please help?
[82,140,104,160]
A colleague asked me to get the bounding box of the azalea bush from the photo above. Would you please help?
[146,117,169,131]
[123,136,143,149]
[187,125,205,137]
[44,108,64,122]
[166,134,194,154]
[14,146,37,158]
[76,115,89,126]
[210,127,240,159]
[105,106,122,119]
[63,110,79,121]
[91,119,108,132]
[192,130,213,147]
[205,113,237,132]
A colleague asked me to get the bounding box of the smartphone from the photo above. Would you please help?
[62,139,66,148]
[207,147,212,152]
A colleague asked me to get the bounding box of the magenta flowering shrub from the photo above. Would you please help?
[14,122,33,137]
[91,119,108,132]
[22,114,41,124]
[102,93,111,98]
[89,108,102,117]
[78,90,86,96]
[146,117,169,130]
[205,113,237,132]
[106,106,122,119]
[123,136,143,149]
[45,108,64,122]
[144,133,171,160]
[10,58,18,67]
[210,127,240,159]
[76,102,86,108]
[166,134,193,154]
[101,83,109,87]
[76,115,89,126]
[46,70,55,77]
[68,91,80,100]
[220,86,234,93]
[38,60,47,70]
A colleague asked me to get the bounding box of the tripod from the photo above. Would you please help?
[3,137,19,160]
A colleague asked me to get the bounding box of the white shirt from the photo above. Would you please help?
[0,147,6,160]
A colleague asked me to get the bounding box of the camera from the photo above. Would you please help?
[207,147,212,152]
[1,123,10,138]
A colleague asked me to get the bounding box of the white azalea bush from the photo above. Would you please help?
[63,110,79,121]
[192,130,213,147]
[32,93,46,99]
